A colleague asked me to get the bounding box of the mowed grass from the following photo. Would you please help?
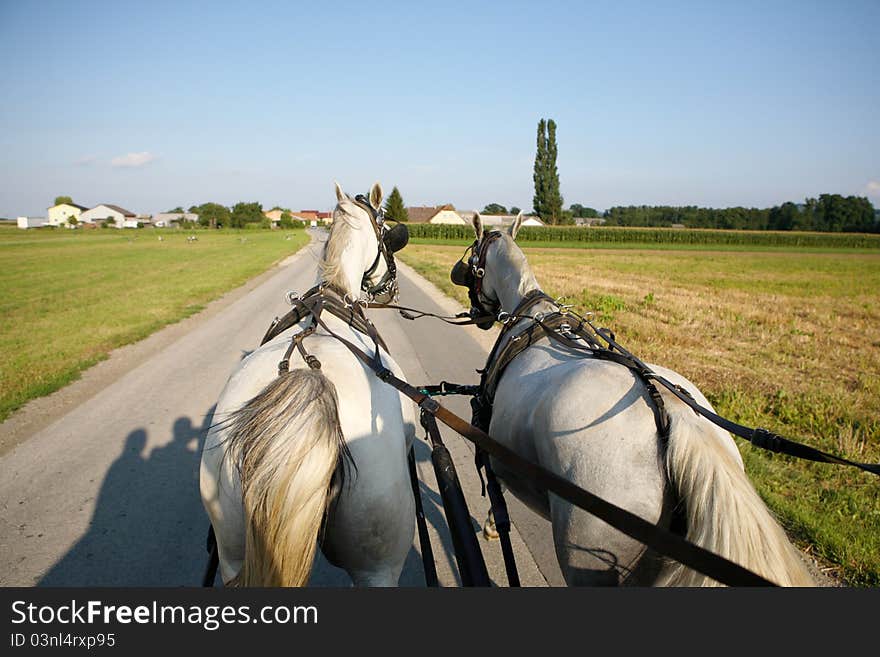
[400,243,880,586]
[0,227,309,422]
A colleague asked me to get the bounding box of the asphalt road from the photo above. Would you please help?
[0,232,563,587]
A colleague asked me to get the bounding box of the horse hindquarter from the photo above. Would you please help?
[491,353,671,585]
[200,329,415,587]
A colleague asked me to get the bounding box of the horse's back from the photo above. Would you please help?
[491,346,674,584]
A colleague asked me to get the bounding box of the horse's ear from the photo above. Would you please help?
[472,213,484,241]
[369,182,383,210]
[508,212,524,240]
[335,181,346,204]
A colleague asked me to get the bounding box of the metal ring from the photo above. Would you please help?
[285,290,298,305]
[534,312,544,322]
[474,267,485,278]
[497,311,510,323]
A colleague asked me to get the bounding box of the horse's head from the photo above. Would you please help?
[328,181,409,303]
[450,213,525,330]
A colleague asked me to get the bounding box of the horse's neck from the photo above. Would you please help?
[493,244,556,338]
[320,231,369,298]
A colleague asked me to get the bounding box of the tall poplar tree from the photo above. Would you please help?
[384,186,409,222]
[533,118,563,223]
[545,119,563,224]
[532,119,547,219]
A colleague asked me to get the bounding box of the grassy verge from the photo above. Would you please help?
[0,227,309,421]
[399,243,880,586]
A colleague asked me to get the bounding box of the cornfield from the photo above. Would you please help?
[405,223,880,249]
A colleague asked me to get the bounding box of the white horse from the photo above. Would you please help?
[200,182,416,586]
[453,214,814,586]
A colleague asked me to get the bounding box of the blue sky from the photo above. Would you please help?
[1,0,878,217]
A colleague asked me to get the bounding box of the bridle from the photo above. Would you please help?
[351,194,409,302]
[450,230,505,326]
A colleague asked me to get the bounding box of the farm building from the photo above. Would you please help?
[406,205,467,224]
[263,209,317,226]
[17,216,48,229]
[152,212,199,227]
[292,210,332,225]
[405,206,543,227]
[479,213,544,228]
[47,202,88,227]
[263,209,287,225]
[574,216,606,226]
[80,204,138,228]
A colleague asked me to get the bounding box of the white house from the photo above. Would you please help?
[17,216,48,229]
[80,204,138,228]
[476,213,544,228]
[430,208,466,224]
[47,202,88,227]
[574,216,606,226]
[152,212,199,227]
[406,205,467,224]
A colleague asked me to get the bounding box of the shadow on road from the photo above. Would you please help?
[39,410,215,586]
[38,403,484,587]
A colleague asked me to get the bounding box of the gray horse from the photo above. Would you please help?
[453,214,814,586]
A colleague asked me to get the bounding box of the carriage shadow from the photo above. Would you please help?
[39,410,215,586]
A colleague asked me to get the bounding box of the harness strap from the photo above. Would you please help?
[408,448,439,587]
[476,449,520,587]
[367,301,495,326]
[262,284,390,353]
[293,325,321,371]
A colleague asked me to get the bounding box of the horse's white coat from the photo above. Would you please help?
[466,216,813,586]
[200,183,416,586]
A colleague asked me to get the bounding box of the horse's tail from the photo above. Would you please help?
[226,369,347,587]
[659,408,814,587]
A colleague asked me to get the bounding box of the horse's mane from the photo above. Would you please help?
[320,198,365,294]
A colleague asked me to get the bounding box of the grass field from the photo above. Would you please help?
[399,242,880,586]
[0,226,309,422]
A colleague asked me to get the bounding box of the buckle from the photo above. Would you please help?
[419,397,440,414]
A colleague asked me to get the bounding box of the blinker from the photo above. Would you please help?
[383,222,409,253]
[450,259,472,286]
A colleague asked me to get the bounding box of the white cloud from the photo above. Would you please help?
[111,151,157,168]
[865,180,880,195]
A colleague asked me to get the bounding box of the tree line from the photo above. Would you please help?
[161,202,305,229]
[603,195,877,232]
